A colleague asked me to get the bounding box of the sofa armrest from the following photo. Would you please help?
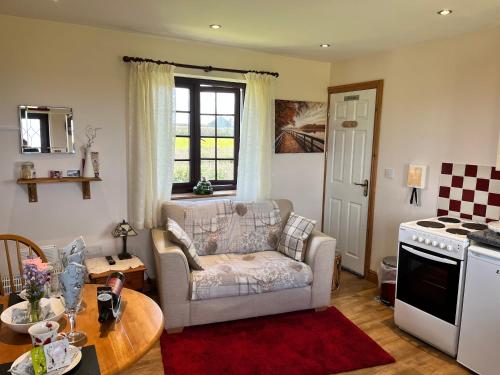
[151,229,190,329]
[304,230,336,308]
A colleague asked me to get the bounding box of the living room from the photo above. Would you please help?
[0,1,499,374]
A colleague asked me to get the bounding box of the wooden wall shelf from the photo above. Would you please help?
[17,177,102,202]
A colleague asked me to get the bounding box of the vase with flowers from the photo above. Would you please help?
[23,259,49,323]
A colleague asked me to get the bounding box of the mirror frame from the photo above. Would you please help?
[18,105,75,154]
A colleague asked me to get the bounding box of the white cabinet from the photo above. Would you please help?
[457,245,500,375]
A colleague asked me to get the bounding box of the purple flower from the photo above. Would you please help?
[22,263,48,302]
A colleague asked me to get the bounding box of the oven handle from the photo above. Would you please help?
[401,245,457,265]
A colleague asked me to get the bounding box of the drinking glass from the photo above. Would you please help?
[59,275,86,344]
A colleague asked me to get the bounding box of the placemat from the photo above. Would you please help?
[8,293,24,307]
[0,345,101,374]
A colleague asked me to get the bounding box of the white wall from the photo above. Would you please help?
[0,15,330,276]
[330,26,500,271]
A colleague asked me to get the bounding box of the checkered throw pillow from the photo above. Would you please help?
[278,212,316,261]
[167,218,204,271]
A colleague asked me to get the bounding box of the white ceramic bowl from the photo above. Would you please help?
[488,221,500,233]
[0,298,65,334]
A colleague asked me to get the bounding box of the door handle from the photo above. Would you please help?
[354,179,369,197]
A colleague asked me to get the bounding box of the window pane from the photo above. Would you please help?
[175,112,190,135]
[216,92,235,114]
[175,137,190,159]
[175,88,190,111]
[201,160,216,181]
[200,137,215,158]
[200,92,215,114]
[216,138,234,158]
[173,161,190,183]
[200,115,215,136]
[217,160,234,180]
[216,115,234,137]
[21,119,41,148]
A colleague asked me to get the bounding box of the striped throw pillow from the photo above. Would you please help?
[278,213,316,261]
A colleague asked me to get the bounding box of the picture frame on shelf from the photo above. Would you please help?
[67,169,81,178]
[49,170,63,179]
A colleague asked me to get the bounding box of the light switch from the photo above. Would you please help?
[384,168,395,179]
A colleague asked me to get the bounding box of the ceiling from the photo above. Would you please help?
[1,0,500,61]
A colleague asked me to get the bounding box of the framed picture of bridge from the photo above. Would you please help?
[275,99,327,153]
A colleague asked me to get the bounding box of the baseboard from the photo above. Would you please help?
[365,270,378,284]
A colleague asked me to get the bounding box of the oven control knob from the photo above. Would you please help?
[418,237,424,243]
[439,243,446,249]
[424,239,431,245]
[446,245,453,251]
[412,235,418,241]
[432,241,438,247]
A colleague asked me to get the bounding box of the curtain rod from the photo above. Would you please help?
[122,56,279,78]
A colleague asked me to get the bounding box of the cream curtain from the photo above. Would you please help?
[128,62,176,229]
[236,73,276,201]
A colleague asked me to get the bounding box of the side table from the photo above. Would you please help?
[85,255,146,291]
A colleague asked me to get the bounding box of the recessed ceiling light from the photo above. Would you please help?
[320,44,331,48]
[437,9,453,16]
[209,24,222,29]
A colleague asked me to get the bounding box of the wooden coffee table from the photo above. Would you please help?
[0,285,164,375]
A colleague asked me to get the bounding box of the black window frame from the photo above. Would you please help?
[172,77,245,194]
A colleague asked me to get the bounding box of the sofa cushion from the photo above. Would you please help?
[190,251,313,301]
[161,199,293,228]
[278,212,316,261]
[166,218,204,271]
[184,200,282,256]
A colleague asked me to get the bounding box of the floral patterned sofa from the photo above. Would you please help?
[152,199,336,332]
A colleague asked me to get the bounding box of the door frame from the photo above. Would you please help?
[321,80,384,283]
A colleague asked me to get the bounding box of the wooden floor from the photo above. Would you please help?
[123,271,471,375]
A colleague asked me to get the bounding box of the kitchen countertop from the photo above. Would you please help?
[468,229,500,248]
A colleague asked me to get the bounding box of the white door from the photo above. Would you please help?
[323,89,376,275]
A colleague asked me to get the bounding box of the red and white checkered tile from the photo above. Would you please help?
[437,162,500,223]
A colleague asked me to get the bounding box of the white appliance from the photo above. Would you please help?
[394,216,488,356]
[457,244,500,375]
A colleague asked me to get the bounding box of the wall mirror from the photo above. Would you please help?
[19,105,75,154]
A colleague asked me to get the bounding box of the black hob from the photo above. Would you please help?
[416,221,446,229]
[446,228,470,236]
[462,222,488,231]
[438,217,462,224]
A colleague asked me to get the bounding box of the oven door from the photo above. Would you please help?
[396,242,461,325]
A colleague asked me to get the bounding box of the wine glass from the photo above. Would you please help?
[59,272,87,344]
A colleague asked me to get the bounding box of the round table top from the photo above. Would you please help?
[0,284,164,375]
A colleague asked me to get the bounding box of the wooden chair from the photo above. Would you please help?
[0,234,47,295]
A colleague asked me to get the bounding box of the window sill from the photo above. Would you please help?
[171,190,236,201]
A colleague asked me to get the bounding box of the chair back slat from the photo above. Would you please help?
[15,240,25,288]
[3,240,15,294]
[0,234,46,295]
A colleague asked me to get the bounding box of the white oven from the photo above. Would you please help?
[394,221,471,357]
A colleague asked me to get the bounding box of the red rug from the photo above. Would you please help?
[160,307,395,375]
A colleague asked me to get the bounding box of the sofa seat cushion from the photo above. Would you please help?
[190,251,313,301]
